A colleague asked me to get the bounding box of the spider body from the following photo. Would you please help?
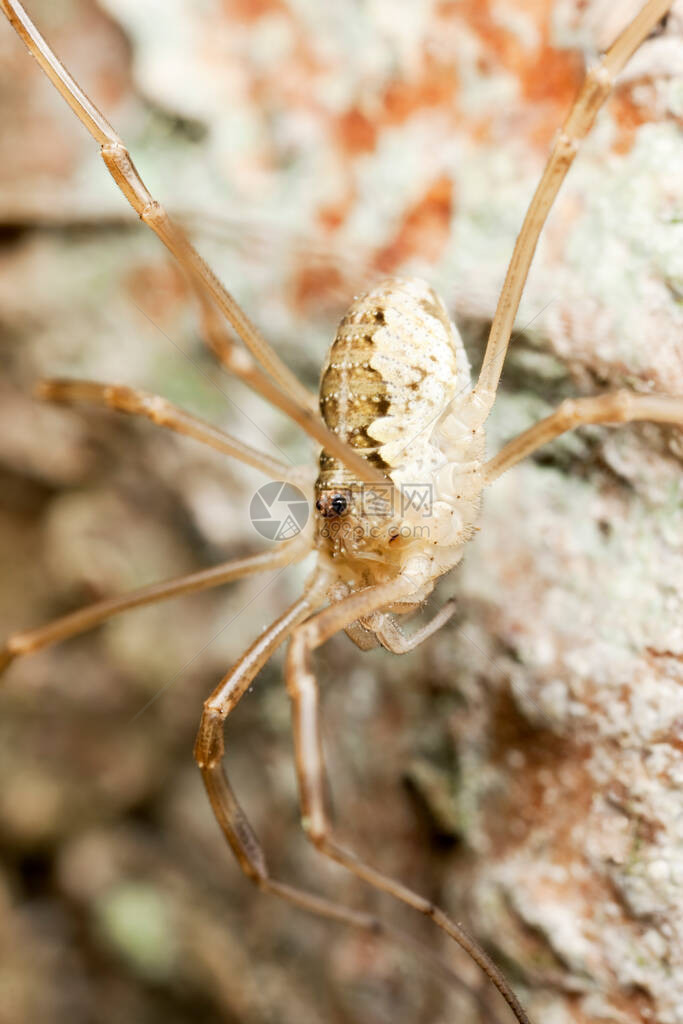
[1,3,680,1023]
[315,277,483,594]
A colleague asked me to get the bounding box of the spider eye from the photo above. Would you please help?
[331,494,347,516]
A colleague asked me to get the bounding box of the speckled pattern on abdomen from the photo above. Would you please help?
[317,277,463,489]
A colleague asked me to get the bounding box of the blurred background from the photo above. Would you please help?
[1,2,682,1022]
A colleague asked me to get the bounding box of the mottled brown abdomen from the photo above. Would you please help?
[319,297,391,479]
[317,277,466,491]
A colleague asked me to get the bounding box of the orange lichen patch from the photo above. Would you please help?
[440,0,584,149]
[220,0,287,23]
[211,2,320,121]
[467,115,495,146]
[609,86,657,155]
[125,261,188,324]
[290,261,346,316]
[520,44,585,147]
[317,201,350,234]
[374,175,454,275]
[317,183,357,236]
[381,61,459,126]
[437,0,510,64]
[336,107,378,155]
[522,40,582,107]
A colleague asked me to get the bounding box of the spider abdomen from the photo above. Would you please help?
[317,277,469,490]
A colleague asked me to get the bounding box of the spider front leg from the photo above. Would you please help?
[471,0,672,419]
[1,1,311,411]
[0,0,389,491]
[285,581,532,1024]
[483,391,683,483]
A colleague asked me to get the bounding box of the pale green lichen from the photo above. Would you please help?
[94,882,177,980]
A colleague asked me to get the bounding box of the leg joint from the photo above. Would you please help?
[586,62,612,97]
[301,814,329,851]
[194,705,225,768]
[140,199,164,225]
[6,633,32,656]
[611,389,635,421]
[556,397,580,428]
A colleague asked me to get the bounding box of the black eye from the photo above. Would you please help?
[331,494,347,516]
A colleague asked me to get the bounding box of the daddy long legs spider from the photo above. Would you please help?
[1,1,682,1021]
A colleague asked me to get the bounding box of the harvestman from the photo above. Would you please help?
[1,2,680,1022]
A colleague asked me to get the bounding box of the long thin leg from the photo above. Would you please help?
[0,541,308,676]
[38,378,303,483]
[0,0,313,411]
[285,581,532,1024]
[196,293,388,487]
[0,0,388,489]
[483,390,683,484]
[193,585,490,1004]
[471,0,672,419]
[195,589,366,912]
